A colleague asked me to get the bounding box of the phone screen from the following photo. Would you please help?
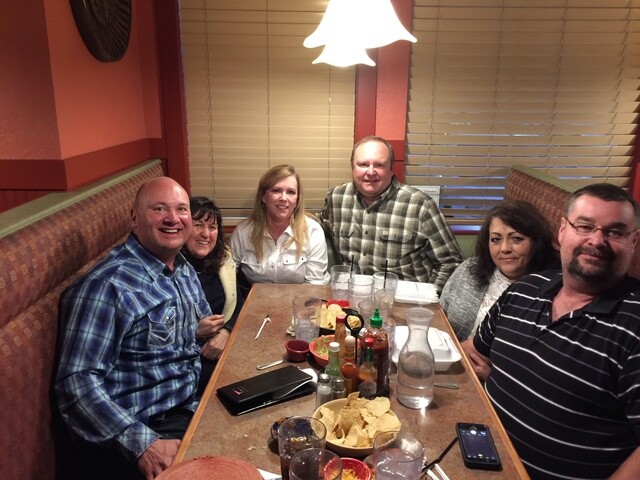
[456,423,501,470]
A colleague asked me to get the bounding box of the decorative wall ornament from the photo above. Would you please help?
[70,0,132,62]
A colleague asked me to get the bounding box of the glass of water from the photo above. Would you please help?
[292,296,322,343]
[373,272,398,318]
[330,264,351,301]
[348,274,373,309]
[373,430,425,480]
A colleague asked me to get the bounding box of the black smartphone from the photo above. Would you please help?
[456,422,502,471]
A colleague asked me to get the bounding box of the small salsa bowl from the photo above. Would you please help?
[285,339,309,362]
[309,334,334,367]
[341,457,372,480]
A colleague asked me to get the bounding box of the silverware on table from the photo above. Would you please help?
[256,359,284,370]
[254,314,270,340]
[434,382,458,389]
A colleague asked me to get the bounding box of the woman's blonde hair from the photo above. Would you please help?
[247,164,309,262]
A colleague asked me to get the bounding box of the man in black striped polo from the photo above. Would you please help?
[463,183,640,479]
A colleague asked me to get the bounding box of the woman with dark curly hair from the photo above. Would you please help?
[182,197,244,394]
[441,200,559,340]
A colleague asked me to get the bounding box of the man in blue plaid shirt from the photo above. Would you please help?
[318,136,462,293]
[56,177,212,479]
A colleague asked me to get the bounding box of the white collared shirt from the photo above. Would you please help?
[231,217,330,285]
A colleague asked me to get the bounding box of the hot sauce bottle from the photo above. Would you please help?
[357,336,377,398]
[340,334,358,394]
[366,308,389,396]
[334,313,347,364]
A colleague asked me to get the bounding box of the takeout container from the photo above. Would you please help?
[285,339,309,362]
[392,326,462,372]
[312,398,401,458]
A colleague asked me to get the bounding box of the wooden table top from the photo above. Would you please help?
[175,283,529,479]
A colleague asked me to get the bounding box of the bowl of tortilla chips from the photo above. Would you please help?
[312,393,401,457]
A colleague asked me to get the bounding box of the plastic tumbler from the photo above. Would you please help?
[289,447,342,480]
[373,430,425,480]
[278,417,327,480]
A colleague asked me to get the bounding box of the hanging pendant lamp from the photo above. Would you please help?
[304,0,417,67]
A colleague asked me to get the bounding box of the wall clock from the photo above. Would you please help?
[70,0,132,62]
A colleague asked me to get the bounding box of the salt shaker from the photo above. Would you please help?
[316,373,333,408]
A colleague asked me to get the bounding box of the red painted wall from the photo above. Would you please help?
[0,0,166,211]
[0,1,59,160]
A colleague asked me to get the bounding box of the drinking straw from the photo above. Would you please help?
[384,259,388,288]
[350,255,354,274]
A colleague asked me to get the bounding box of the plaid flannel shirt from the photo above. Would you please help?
[317,177,462,293]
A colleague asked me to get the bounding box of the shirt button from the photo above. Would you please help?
[364,230,368,235]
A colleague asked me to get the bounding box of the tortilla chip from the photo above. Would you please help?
[366,396,390,417]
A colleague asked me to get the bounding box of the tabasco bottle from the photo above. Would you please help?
[340,334,358,394]
[357,336,377,398]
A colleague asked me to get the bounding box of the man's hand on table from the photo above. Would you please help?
[137,438,180,479]
[201,328,230,360]
[196,314,226,342]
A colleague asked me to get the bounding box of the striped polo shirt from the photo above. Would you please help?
[474,271,640,479]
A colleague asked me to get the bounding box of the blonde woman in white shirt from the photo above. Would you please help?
[231,165,330,293]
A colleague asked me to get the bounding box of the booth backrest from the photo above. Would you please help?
[505,165,640,279]
[0,160,164,480]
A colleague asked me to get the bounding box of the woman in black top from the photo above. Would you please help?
[182,197,244,396]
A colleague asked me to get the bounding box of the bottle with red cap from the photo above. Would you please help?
[365,308,389,396]
[357,336,378,398]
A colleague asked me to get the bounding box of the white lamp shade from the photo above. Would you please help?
[304,0,417,54]
[312,42,376,67]
[364,0,417,48]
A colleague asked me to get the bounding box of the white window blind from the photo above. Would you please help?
[406,0,640,226]
[180,0,356,221]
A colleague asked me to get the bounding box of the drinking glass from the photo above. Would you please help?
[384,315,397,380]
[330,265,351,301]
[357,299,375,324]
[292,296,322,343]
[373,272,399,318]
[373,430,425,480]
[278,417,327,480]
[289,447,342,480]
[348,275,373,309]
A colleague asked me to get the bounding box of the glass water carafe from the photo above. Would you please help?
[397,307,435,409]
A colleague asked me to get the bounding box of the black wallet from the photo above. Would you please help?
[216,365,316,415]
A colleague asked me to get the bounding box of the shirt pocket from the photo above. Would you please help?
[282,254,308,275]
[240,252,262,269]
[147,306,176,349]
[377,228,416,244]
[338,225,356,239]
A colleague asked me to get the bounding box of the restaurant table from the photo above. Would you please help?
[175,284,529,479]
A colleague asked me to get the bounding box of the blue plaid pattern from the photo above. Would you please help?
[56,234,211,462]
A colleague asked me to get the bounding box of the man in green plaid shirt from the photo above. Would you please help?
[317,136,463,294]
